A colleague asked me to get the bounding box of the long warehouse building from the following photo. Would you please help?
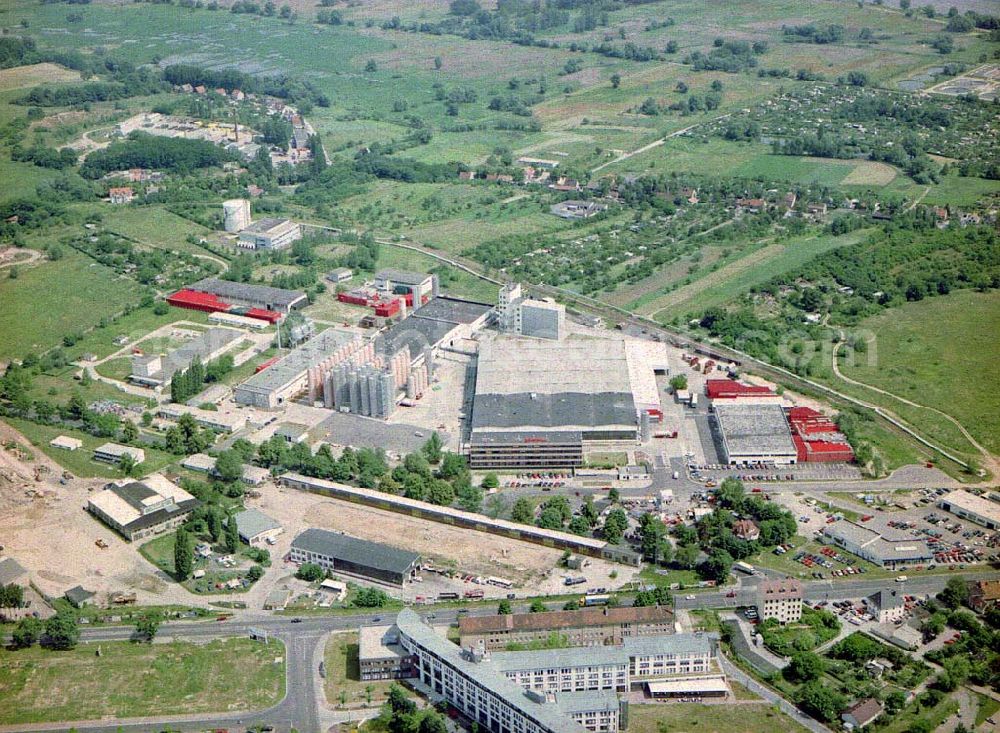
[280,473,640,565]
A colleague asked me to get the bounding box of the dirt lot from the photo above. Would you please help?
[251,479,637,598]
[0,421,197,606]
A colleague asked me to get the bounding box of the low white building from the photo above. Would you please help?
[822,520,934,569]
[233,507,283,545]
[938,489,1000,531]
[236,218,302,251]
[93,442,145,466]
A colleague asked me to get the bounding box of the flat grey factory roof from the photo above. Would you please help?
[471,392,637,431]
[315,410,447,454]
[191,277,306,307]
[395,609,588,733]
[237,328,358,393]
[377,317,457,359]
[242,217,290,234]
[292,528,420,574]
[476,336,632,396]
[376,297,492,357]
[413,296,492,324]
[376,269,432,285]
[234,508,281,539]
[712,402,796,456]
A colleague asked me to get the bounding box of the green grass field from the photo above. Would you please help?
[100,206,217,256]
[838,290,1000,457]
[630,229,870,317]
[0,638,285,725]
[627,702,810,733]
[0,252,147,361]
[4,417,176,478]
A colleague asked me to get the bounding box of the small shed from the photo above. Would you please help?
[50,435,83,451]
[64,585,95,608]
[234,508,283,546]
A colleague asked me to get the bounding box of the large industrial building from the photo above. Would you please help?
[289,528,421,586]
[468,334,664,469]
[385,609,721,733]
[498,282,566,341]
[236,217,302,251]
[459,606,674,651]
[234,297,491,416]
[710,402,798,465]
[87,474,199,542]
[234,328,368,409]
[185,278,308,314]
[130,327,243,388]
[822,520,934,568]
[938,490,1000,530]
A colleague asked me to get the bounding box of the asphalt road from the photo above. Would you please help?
[10,573,1000,733]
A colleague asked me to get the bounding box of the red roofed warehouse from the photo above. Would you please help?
[705,379,776,401]
[787,407,854,463]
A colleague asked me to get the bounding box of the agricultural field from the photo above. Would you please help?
[0,638,285,725]
[0,63,80,92]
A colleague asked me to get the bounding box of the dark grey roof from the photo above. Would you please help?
[870,588,904,610]
[0,557,27,585]
[470,430,583,446]
[191,277,306,308]
[292,528,420,575]
[376,297,492,358]
[114,481,160,511]
[471,392,636,430]
[65,585,95,605]
[376,269,433,285]
[413,296,492,325]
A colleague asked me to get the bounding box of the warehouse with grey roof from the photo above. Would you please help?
[189,277,307,313]
[711,402,798,465]
[289,528,421,586]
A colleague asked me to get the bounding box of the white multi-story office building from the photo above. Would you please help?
[392,609,720,733]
